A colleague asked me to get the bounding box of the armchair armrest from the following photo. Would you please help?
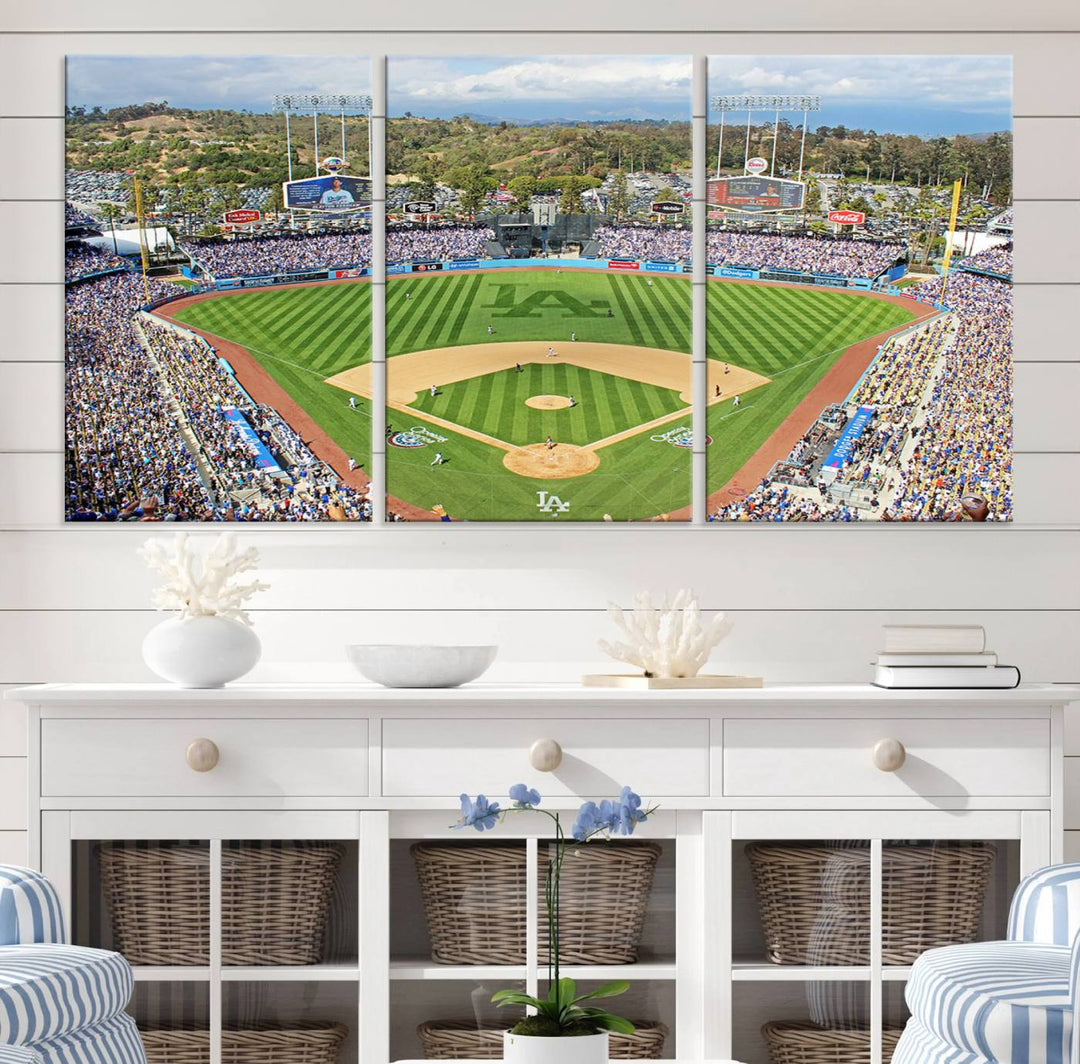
[0,866,66,946]
[1008,862,1080,945]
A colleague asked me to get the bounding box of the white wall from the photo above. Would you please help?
[2,0,1079,866]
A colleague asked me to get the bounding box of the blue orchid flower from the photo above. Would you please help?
[615,786,647,835]
[509,783,541,808]
[456,793,501,832]
[572,801,600,841]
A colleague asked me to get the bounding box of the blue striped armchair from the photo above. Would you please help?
[0,865,147,1064]
[893,862,1080,1064]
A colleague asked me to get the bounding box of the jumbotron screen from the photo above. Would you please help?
[707,176,806,213]
[282,174,373,213]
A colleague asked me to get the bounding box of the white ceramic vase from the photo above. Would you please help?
[503,1031,608,1064]
[142,615,261,689]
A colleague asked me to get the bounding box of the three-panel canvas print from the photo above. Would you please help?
[63,53,1013,522]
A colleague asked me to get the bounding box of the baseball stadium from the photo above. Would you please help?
[62,53,1013,522]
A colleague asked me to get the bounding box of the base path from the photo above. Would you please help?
[326,340,769,408]
[503,443,601,479]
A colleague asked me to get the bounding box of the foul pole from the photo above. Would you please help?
[938,179,964,304]
[133,176,151,304]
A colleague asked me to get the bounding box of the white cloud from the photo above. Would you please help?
[707,54,1011,112]
[67,55,372,110]
[391,55,691,105]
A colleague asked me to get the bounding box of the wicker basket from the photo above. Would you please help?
[139,1025,348,1064]
[761,1022,902,1064]
[98,841,345,966]
[416,1020,668,1059]
[412,841,661,965]
[746,841,996,965]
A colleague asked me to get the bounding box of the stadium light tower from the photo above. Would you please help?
[273,93,373,181]
[709,94,821,180]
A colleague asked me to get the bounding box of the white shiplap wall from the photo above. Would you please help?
[2,1,1079,867]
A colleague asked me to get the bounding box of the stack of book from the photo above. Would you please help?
[873,625,1021,689]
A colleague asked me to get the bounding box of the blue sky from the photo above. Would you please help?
[66,55,372,112]
[707,55,1012,136]
[388,56,692,121]
[65,53,1011,135]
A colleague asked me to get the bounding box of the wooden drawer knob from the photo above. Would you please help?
[186,738,220,773]
[872,738,906,772]
[529,739,563,772]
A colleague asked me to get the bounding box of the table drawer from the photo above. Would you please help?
[382,717,709,797]
[723,717,1049,798]
[42,718,368,797]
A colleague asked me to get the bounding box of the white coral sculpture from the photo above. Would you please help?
[598,589,733,679]
[138,533,270,626]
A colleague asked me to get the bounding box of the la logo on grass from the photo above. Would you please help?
[486,284,610,318]
[536,491,571,514]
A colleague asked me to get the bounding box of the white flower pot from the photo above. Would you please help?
[142,615,261,689]
[503,1030,608,1064]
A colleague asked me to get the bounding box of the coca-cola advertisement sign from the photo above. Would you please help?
[828,210,866,225]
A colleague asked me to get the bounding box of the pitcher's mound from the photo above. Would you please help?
[503,443,600,479]
[525,394,572,410]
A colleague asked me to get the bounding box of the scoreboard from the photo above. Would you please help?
[707,176,806,213]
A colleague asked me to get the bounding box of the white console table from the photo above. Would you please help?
[9,682,1077,1064]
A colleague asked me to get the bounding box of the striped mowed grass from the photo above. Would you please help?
[410,362,685,448]
[171,270,913,519]
[386,269,692,355]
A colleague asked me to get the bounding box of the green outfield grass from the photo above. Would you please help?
[704,280,915,497]
[410,363,685,448]
[168,269,913,521]
[387,269,691,354]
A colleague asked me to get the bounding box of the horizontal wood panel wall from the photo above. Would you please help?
[2,2,1079,866]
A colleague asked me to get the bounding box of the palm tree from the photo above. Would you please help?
[97,202,121,255]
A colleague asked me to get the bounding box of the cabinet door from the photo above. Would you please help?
[387,807,680,1061]
[51,810,368,1064]
[708,809,1045,1064]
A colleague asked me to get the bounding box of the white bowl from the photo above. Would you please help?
[346,644,498,688]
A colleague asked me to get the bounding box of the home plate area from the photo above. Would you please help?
[326,340,769,479]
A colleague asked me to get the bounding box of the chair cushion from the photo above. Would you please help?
[892,1018,992,1064]
[906,940,1071,1064]
[0,1046,43,1064]
[0,868,65,947]
[0,944,134,1045]
[31,1012,147,1064]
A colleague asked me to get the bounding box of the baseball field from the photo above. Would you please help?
[166,267,917,521]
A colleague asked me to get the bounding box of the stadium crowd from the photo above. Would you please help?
[884,270,1012,520]
[65,241,127,282]
[956,242,1012,277]
[182,232,373,279]
[387,224,496,263]
[593,226,903,278]
[65,271,373,521]
[593,225,691,262]
[710,267,1012,522]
